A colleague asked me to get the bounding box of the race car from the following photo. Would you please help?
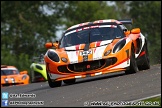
[30,54,47,83]
[44,19,150,88]
[1,65,30,87]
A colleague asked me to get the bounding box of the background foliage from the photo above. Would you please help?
[1,1,161,80]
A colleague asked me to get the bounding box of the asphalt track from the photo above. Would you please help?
[1,64,161,107]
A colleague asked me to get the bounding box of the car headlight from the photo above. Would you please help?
[113,39,126,53]
[36,65,43,70]
[47,51,60,62]
[22,75,27,80]
[104,50,111,56]
[4,78,9,83]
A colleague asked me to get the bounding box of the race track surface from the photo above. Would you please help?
[1,64,161,107]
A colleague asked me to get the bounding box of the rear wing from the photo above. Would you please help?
[118,19,133,25]
[65,19,133,33]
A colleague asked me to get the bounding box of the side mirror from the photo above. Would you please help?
[20,70,28,75]
[131,28,140,34]
[45,42,53,49]
[45,41,59,49]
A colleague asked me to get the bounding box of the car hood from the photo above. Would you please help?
[48,39,122,64]
[64,40,113,51]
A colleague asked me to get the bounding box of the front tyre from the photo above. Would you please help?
[125,45,138,74]
[46,71,62,88]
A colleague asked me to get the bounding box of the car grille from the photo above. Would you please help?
[33,71,45,82]
[58,57,117,73]
[68,59,105,72]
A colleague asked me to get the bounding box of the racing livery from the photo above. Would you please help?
[1,65,30,87]
[44,19,150,88]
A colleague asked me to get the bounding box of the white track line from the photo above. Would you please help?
[131,94,161,102]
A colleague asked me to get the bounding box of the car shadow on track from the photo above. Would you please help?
[26,71,131,92]
[62,71,127,86]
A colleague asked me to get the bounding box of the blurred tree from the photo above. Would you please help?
[1,1,64,71]
[1,1,62,57]
[60,1,118,29]
[115,1,131,19]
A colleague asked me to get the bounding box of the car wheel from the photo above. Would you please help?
[138,43,150,70]
[63,79,76,85]
[125,45,138,74]
[46,71,62,88]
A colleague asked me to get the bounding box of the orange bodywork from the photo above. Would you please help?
[44,19,143,82]
[1,65,30,87]
[44,38,137,81]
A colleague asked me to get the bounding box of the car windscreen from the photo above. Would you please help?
[1,69,19,75]
[60,25,124,48]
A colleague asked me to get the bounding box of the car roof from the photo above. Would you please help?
[1,65,17,70]
[65,19,133,32]
[64,19,122,33]
[66,19,121,31]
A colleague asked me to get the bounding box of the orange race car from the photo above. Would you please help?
[1,65,30,87]
[44,19,150,88]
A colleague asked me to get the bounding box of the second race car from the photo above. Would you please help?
[1,65,30,87]
[30,54,47,83]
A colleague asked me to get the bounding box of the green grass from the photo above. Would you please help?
[141,96,161,107]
